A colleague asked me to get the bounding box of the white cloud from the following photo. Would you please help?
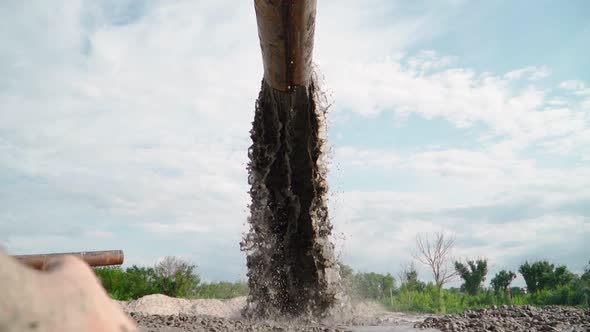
[335,146,535,186]
[559,80,586,91]
[2,0,446,274]
[505,66,550,81]
[84,230,115,239]
[0,0,258,279]
[143,222,210,235]
[336,143,590,203]
[321,53,590,155]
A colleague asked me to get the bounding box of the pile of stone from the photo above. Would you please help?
[415,305,589,332]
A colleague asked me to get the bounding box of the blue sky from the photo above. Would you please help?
[1,0,589,286]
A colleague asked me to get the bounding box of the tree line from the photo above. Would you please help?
[339,232,589,313]
[93,256,247,301]
[338,258,589,314]
[92,236,589,315]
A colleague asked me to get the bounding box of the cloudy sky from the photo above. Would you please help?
[1,0,589,285]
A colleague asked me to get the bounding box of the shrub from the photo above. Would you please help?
[94,257,200,300]
[195,281,249,299]
[152,256,200,298]
[94,265,158,300]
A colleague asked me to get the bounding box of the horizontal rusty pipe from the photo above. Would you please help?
[254,0,317,92]
[13,250,124,270]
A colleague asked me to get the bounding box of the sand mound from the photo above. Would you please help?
[119,294,246,318]
[185,297,245,318]
[124,294,191,316]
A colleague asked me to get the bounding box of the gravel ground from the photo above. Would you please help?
[132,313,438,332]
[415,305,589,331]
[118,294,433,332]
[119,295,590,332]
[133,313,347,332]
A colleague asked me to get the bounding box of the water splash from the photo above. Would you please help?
[241,72,348,319]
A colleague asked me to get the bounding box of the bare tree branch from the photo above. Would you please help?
[414,232,458,289]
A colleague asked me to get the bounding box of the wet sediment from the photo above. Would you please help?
[241,77,345,319]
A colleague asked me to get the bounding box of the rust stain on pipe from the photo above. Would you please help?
[13,250,124,270]
[254,0,317,92]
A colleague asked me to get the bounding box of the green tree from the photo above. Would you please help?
[519,260,575,293]
[546,265,575,289]
[398,261,426,292]
[454,259,488,295]
[577,263,590,306]
[94,265,158,300]
[582,261,590,282]
[94,266,127,299]
[124,265,158,299]
[153,256,200,297]
[519,261,554,293]
[353,272,396,300]
[490,270,517,294]
[338,263,396,301]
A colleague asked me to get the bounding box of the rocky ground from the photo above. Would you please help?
[117,294,430,332]
[118,295,589,332]
[133,313,349,332]
[415,305,589,332]
[131,312,434,332]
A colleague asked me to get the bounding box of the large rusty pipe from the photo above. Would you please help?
[254,0,317,92]
[13,250,124,270]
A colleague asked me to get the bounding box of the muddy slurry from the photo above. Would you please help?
[241,75,348,319]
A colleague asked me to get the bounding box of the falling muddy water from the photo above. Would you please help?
[241,75,347,319]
